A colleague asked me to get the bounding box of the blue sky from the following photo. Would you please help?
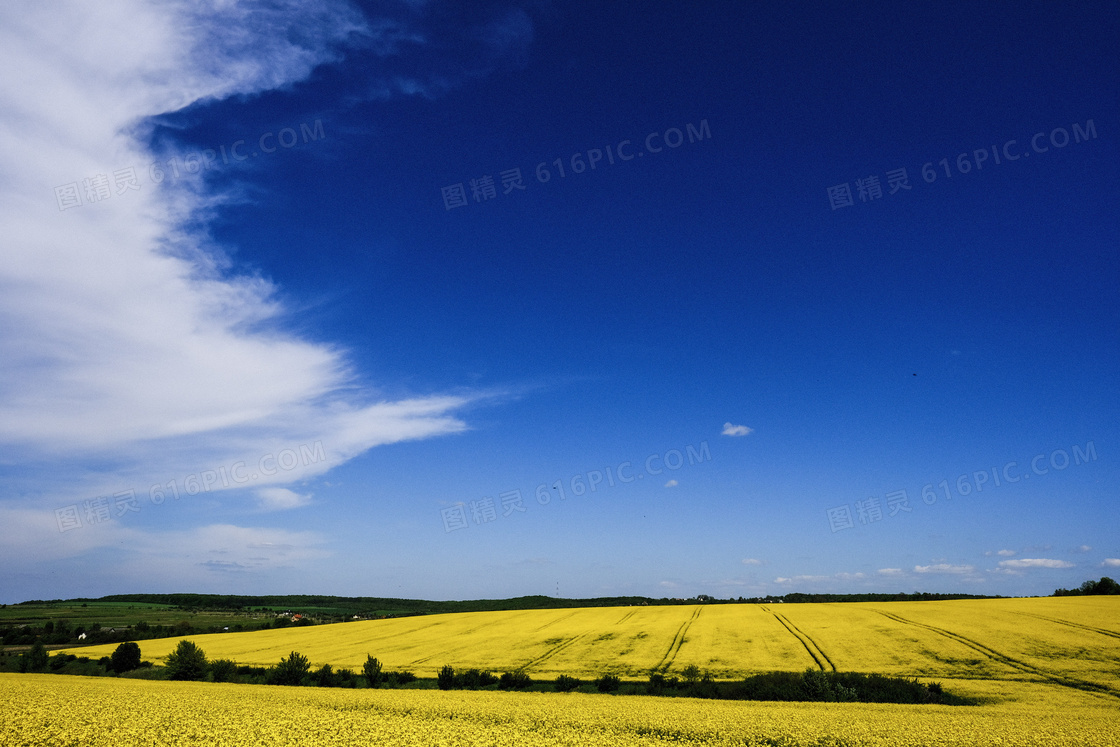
[1,1,1117,603]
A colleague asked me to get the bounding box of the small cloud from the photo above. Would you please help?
[1101,559,1120,568]
[741,558,763,566]
[998,549,1016,557]
[773,575,828,584]
[914,563,975,575]
[255,487,312,511]
[835,572,865,581]
[998,558,1074,569]
[664,479,678,488]
[721,422,753,437]
[878,568,904,576]
[1075,545,1093,553]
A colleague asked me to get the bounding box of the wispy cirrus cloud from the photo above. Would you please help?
[998,558,1074,569]
[0,1,474,504]
[914,563,975,575]
[0,1,485,593]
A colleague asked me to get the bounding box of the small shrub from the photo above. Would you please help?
[595,674,621,692]
[437,664,456,690]
[555,674,582,692]
[388,670,416,686]
[335,667,358,688]
[313,663,337,688]
[456,669,496,689]
[269,651,311,686]
[209,659,237,683]
[20,642,49,673]
[363,655,384,688]
[498,671,532,690]
[687,672,719,699]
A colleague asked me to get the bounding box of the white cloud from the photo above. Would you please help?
[914,563,975,574]
[773,575,829,584]
[255,487,312,511]
[741,558,763,566]
[997,549,1016,557]
[1103,559,1120,567]
[0,2,473,511]
[664,479,678,488]
[1076,545,1092,553]
[877,568,904,576]
[721,422,753,437]
[997,558,1074,569]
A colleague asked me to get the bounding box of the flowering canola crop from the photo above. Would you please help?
[2,672,1119,746]
[17,597,1118,746]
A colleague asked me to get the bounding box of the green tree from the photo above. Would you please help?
[110,641,142,673]
[313,663,337,687]
[209,659,237,683]
[437,664,456,690]
[165,640,208,681]
[270,651,310,686]
[19,641,49,673]
[362,655,383,688]
[1093,577,1120,595]
[595,673,621,692]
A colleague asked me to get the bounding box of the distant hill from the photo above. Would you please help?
[14,590,1003,616]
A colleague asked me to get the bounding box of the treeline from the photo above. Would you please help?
[11,591,1005,618]
[1053,577,1119,597]
[431,663,970,705]
[746,592,1001,603]
[7,640,971,706]
[3,639,416,690]
[0,615,307,649]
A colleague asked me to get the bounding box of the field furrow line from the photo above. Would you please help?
[874,610,1120,699]
[615,609,637,625]
[767,611,828,671]
[1010,610,1120,641]
[516,633,589,672]
[531,610,579,632]
[651,606,703,674]
[778,613,837,671]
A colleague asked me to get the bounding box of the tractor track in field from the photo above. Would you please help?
[532,610,580,632]
[516,632,590,672]
[1010,610,1120,641]
[874,610,1120,700]
[615,609,638,625]
[651,607,703,674]
[762,607,835,671]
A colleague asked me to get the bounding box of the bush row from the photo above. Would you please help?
[12,640,970,704]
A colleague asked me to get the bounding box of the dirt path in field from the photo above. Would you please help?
[874,610,1120,700]
[760,606,835,671]
[651,606,703,674]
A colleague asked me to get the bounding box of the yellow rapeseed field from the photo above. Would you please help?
[3,672,1119,747]
[62,596,1120,685]
[24,597,1117,745]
